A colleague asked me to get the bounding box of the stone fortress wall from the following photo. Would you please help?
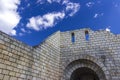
[60,28,120,80]
[0,28,120,80]
[0,31,61,80]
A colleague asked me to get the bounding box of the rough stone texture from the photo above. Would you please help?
[0,28,120,80]
[0,31,60,80]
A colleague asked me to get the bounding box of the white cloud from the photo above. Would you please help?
[36,0,43,4]
[27,3,30,7]
[10,29,16,36]
[36,0,80,17]
[105,26,111,32]
[21,28,26,32]
[19,33,23,36]
[27,12,65,31]
[94,13,99,18]
[19,28,31,35]
[62,0,69,4]
[49,0,80,16]
[0,0,21,34]
[46,0,61,4]
[54,0,61,3]
[94,13,104,18]
[86,2,94,7]
[29,0,80,31]
[65,2,80,16]
[37,0,61,4]
[47,0,52,3]
[106,28,110,32]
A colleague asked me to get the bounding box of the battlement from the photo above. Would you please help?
[1,28,120,47]
[60,28,120,48]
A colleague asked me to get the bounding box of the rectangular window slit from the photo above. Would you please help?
[71,33,75,43]
[85,30,89,41]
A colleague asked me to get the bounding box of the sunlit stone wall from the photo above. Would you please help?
[0,28,120,80]
[60,28,120,80]
[0,31,60,80]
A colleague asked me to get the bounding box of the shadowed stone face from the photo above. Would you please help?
[70,67,99,80]
[61,58,107,80]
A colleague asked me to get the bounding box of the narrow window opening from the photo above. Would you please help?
[71,33,75,43]
[85,30,89,41]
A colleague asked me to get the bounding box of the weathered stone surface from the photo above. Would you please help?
[0,28,120,80]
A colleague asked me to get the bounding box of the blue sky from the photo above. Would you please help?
[0,0,120,46]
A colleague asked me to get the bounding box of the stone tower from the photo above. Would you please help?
[0,28,120,80]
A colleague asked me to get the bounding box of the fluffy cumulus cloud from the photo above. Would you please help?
[0,0,21,35]
[27,12,65,31]
[46,0,80,16]
[37,0,80,17]
[28,0,80,31]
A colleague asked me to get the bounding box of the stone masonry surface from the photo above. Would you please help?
[0,28,120,80]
